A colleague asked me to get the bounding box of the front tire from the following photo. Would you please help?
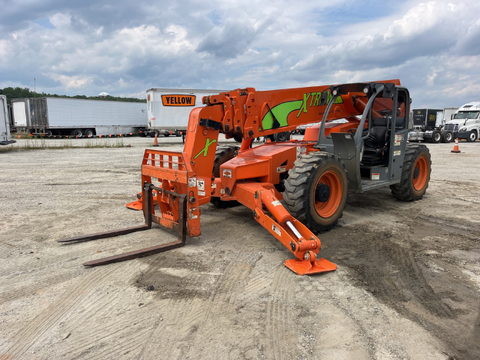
[390,144,431,201]
[283,152,348,233]
[467,130,477,142]
[430,130,441,143]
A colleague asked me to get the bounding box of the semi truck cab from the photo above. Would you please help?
[444,102,480,142]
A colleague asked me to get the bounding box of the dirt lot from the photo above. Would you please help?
[0,138,479,360]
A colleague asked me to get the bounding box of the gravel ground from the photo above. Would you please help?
[0,138,479,360]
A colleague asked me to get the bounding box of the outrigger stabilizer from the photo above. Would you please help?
[58,147,337,275]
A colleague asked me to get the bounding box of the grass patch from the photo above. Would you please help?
[0,138,131,152]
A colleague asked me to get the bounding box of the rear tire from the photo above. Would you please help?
[71,129,83,138]
[390,144,431,201]
[441,131,453,143]
[210,146,240,208]
[283,152,348,233]
[84,129,94,137]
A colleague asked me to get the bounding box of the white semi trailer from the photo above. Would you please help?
[0,95,15,145]
[444,101,480,142]
[11,98,31,132]
[144,88,227,137]
[12,97,147,137]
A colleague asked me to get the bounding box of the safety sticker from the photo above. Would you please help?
[189,209,198,219]
[297,146,307,157]
[223,169,232,178]
[272,224,281,236]
[372,173,380,180]
[394,150,401,156]
[197,179,205,191]
[188,178,197,187]
[395,134,403,146]
[271,200,282,207]
[277,167,286,173]
[198,191,205,196]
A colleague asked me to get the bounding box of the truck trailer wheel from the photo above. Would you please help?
[210,146,240,208]
[467,130,477,142]
[274,131,291,142]
[441,131,453,143]
[390,144,431,201]
[283,152,348,233]
[71,129,83,138]
[84,129,94,138]
[430,130,441,143]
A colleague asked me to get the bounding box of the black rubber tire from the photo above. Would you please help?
[274,131,291,142]
[210,145,240,208]
[441,131,453,143]
[71,129,83,138]
[164,132,170,137]
[283,152,348,233]
[430,130,441,143]
[84,129,94,137]
[467,130,477,142]
[390,144,431,201]
[45,130,53,138]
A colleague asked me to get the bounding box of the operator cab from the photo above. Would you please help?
[316,82,410,192]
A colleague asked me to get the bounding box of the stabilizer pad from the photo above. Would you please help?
[284,257,337,276]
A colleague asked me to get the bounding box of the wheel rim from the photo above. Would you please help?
[435,133,441,142]
[413,155,428,191]
[470,133,476,141]
[314,170,342,218]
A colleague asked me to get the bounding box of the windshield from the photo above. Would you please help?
[454,111,479,119]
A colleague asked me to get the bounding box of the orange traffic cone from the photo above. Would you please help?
[451,138,461,153]
[153,132,159,147]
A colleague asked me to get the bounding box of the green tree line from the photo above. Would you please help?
[0,87,146,104]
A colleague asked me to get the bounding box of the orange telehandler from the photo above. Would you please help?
[59,80,431,275]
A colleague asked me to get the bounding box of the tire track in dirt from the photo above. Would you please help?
[327,218,480,359]
[264,268,294,360]
[0,265,121,360]
[134,252,259,359]
[58,294,154,359]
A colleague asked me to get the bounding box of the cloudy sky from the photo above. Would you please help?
[1,0,479,108]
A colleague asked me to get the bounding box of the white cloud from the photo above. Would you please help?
[0,0,479,109]
[49,74,93,89]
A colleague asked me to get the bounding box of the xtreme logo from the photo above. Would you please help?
[261,90,344,130]
[296,91,344,117]
[194,138,217,159]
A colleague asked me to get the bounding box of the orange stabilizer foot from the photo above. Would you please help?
[284,257,337,276]
[126,200,143,211]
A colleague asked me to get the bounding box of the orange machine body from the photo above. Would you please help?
[130,80,402,275]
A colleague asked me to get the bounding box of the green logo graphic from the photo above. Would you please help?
[261,90,344,130]
[194,138,217,159]
[262,101,302,130]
